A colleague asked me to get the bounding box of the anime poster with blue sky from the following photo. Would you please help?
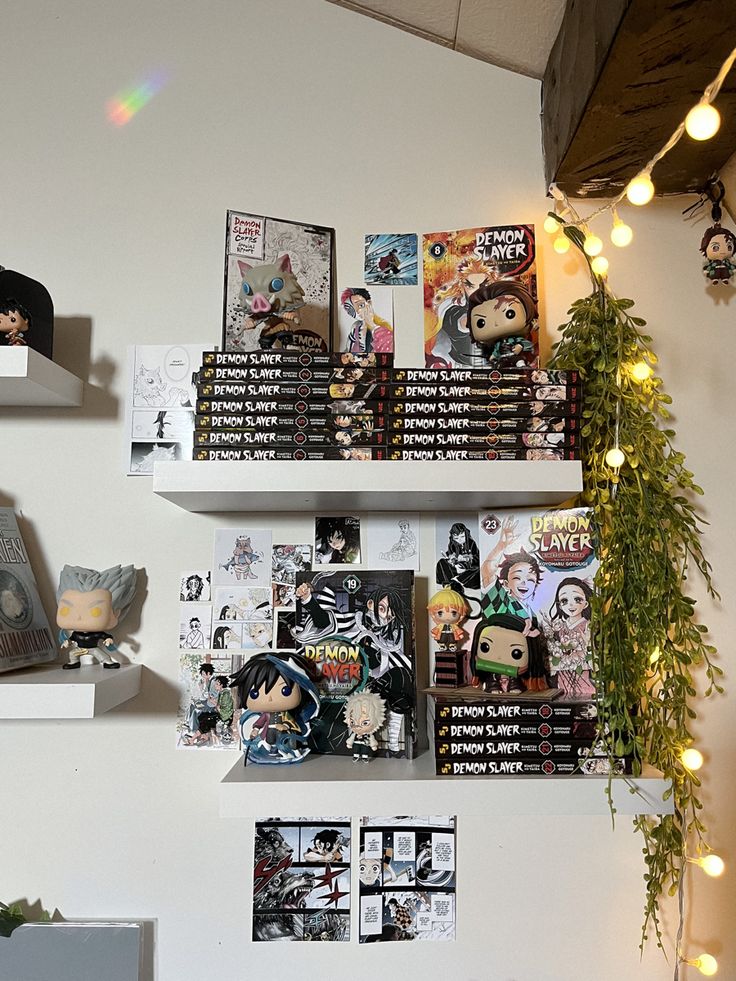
[364,233,419,286]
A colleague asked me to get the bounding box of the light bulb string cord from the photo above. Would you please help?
[674,854,685,981]
[549,44,736,229]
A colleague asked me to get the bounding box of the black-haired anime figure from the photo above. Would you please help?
[436,522,480,591]
[700,224,736,285]
[230,651,320,764]
[0,298,31,347]
[470,612,548,694]
[542,577,595,698]
[466,279,537,367]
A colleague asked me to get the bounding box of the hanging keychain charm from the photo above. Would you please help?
[699,181,736,286]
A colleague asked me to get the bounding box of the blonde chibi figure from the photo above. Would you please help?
[427,588,471,652]
[344,690,386,763]
[56,564,138,669]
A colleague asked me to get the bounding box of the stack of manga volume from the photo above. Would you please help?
[192,354,581,463]
[386,367,582,461]
[192,350,394,461]
[426,694,632,776]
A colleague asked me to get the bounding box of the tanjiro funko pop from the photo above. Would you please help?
[230,651,320,764]
[56,564,138,669]
[343,689,386,762]
[466,280,537,366]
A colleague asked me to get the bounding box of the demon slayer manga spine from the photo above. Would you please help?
[294,570,417,759]
[194,447,386,461]
[433,719,596,741]
[0,508,56,673]
[389,400,580,418]
[430,696,598,724]
[196,403,385,426]
[392,368,577,385]
[433,738,597,759]
[435,757,631,776]
[387,431,578,449]
[203,350,393,367]
[196,392,391,416]
[194,378,391,401]
[389,415,580,433]
[391,383,582,401]
[193,428,388,447]
[197,365,391,384]
[386,448,577,461]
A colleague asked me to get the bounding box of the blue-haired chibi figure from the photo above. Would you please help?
[56,564,138,669]
[230,651,320,765]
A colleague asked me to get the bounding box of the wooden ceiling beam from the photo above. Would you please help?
[543,0,736,198]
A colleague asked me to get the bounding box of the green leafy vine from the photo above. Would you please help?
[548,222,723,952]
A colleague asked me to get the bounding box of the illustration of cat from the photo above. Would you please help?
[135,365,190,407]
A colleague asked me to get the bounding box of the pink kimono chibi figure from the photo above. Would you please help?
[56,564,138,669]
[0,299,31,347]
[542,577,595,698]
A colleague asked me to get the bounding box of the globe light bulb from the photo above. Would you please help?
[583,234,603,256]
[553,233,570,254]
[591,255,609,276]
[611,220,633,247]
[693,953,719,976]
[698,855,725,877]
[626,175,655,206]
[685,103,721,141]
[605,447,625,468]
[631,361,652,382]
[681,748,704,771]
[543,214,560,234]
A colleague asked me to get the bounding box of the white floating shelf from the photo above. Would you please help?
[0,663,141,718]
[154,459,583,512]
[0,347,84,406]
[220,752,672,817]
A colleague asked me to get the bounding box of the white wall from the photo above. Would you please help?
[1,2,734,979]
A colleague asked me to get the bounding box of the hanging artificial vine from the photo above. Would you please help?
[547,221,723,953]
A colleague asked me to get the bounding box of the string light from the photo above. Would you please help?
[631,361,653,382]
[591,255,609,277]
[683,954,719,976]
[543,214,560,234]
[553,233,570,254]
[605,447,625,468]
[681,748,704,771]
[688,854,725,878]
[685,102,721,141]
[626,173,655,206]
[610,211,633,247]
[583,233,603,256]
[546,44,736,268]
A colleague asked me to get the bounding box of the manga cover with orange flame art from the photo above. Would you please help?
[423,225,538,369]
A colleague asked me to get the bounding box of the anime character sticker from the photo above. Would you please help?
[364,233,419,286]
[314,517,361,565]
[436,522,480,591]
[338,287,394,354]
[213,529,272,588]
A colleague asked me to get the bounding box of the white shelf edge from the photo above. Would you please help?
[0,662,141,718]
[219,752,672,817]
[0,347,84,406]
[153,459,583,512]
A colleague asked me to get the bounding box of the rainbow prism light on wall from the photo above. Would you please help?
[106,69,169,127]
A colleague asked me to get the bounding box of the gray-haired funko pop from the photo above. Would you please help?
[56,564,138,669]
